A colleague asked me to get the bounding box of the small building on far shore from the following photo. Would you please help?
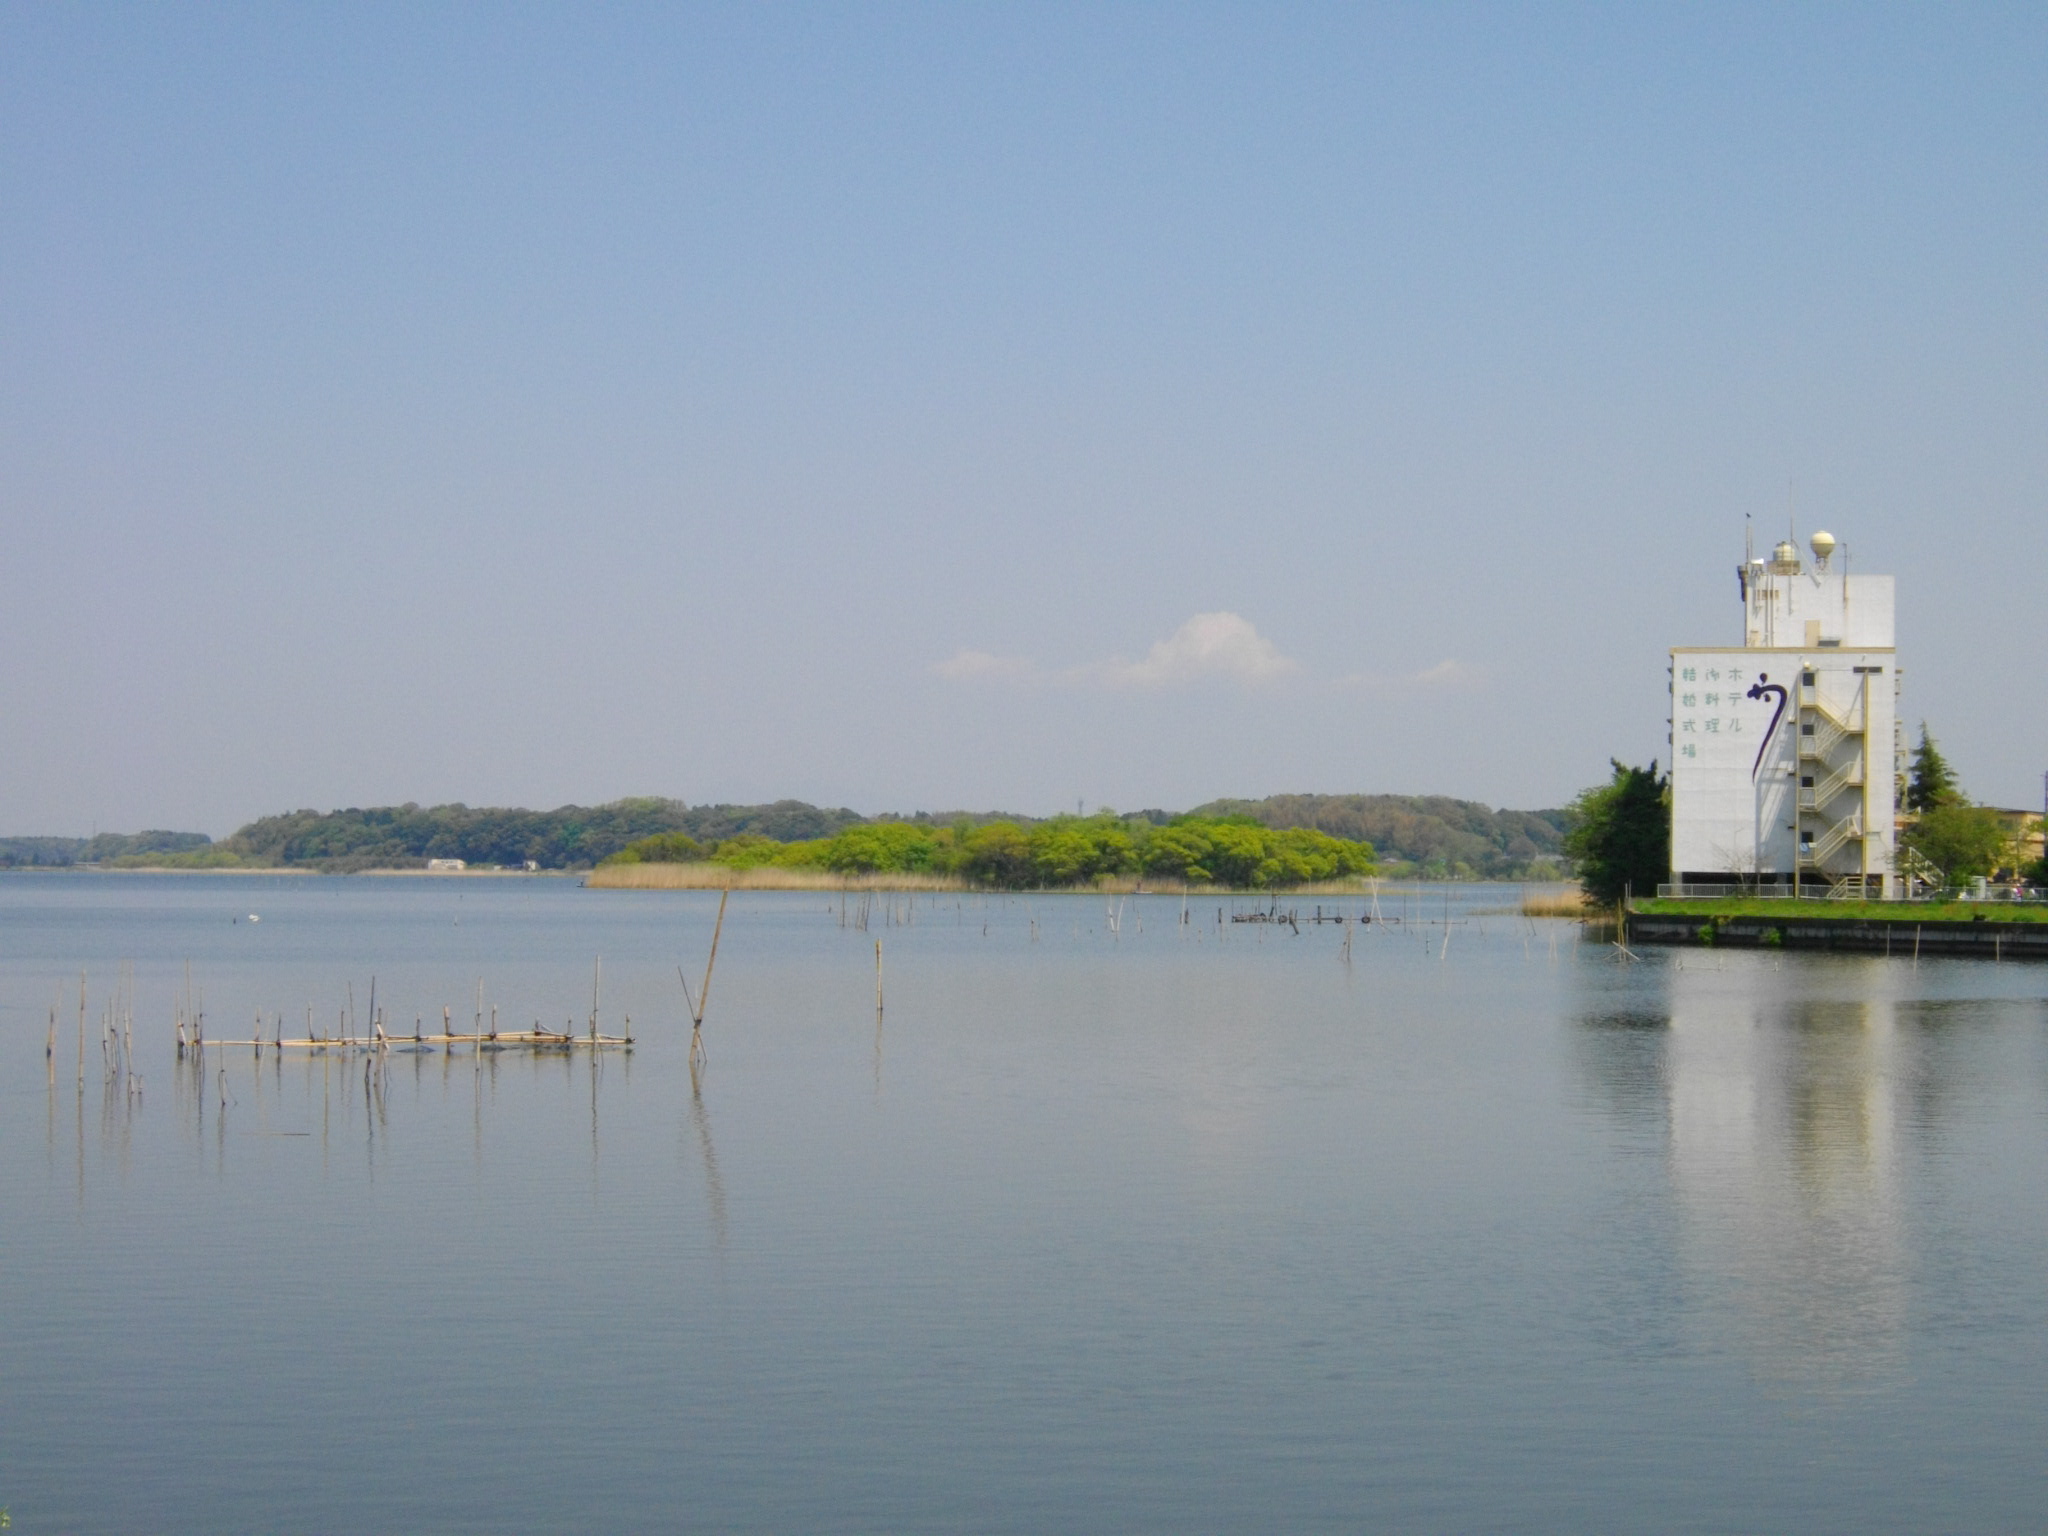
[426,858,467,872]
[1668,529,1901,897]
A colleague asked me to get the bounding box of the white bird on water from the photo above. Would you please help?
[247,914,260,923]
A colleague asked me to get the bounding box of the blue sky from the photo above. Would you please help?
[4,4,2044,833]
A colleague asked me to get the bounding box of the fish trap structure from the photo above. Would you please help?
[187,1023,635,1055]
[176,965,634,1058]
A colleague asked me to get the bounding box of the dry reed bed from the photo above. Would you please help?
[1518,884,1591,918]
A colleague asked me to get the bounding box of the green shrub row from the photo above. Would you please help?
[602,813,1376,888]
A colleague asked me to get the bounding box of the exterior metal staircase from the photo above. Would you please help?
[1896,844,1945,895]
[1793,687,1873,882]
[1798,756,1865,812]
[1797,696,1856,760]
[1801,812,1864,867]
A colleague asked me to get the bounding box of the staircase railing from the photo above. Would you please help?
[1800,812,1863,867]
[1896,844,1946,894]
[1797,694,1861,761]
[1798,756,1865,812]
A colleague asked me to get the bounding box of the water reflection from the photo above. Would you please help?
[686,1053,728,1247]
[1578,959,1913,1387]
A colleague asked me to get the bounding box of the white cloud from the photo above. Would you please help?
[932,612,1298,690]
[1091,611,1298,687]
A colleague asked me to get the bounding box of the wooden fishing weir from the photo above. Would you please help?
[169,893,733,1062]
[1227,903,1450,928]
[176,965,633,1058]
[1230,903,1378,928]
[185,1021,634,1055]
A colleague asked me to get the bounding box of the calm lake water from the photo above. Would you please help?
[5,873,2048,1533]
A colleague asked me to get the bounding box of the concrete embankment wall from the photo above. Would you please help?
[1629,912,2048,960]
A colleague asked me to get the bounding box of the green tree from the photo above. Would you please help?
[1563,760,1670,906]
[599,831,706,866]
[821,822,941,874]
[709,833,785,868]
[1140,824,1219,882]
[1197,822,1270,886]
[1028,817,1136,884]
[961,822,1035,886]
[1906,724,1961,812]
[1901,804,2009,885]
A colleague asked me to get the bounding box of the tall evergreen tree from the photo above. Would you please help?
[1563,760,1670,905]
[1906,723,1961,812]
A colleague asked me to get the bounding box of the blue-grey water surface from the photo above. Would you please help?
[5,873,2048,1533]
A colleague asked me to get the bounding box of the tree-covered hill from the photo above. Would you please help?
[208,798,865,871]
[0,831,213,868]
[1191,794,1569,879]
[4,793,1571,878]
[604,812,1377,887]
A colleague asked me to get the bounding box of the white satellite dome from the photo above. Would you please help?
[1809,529,1837,563]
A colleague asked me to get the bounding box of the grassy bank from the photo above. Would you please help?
[1632,897,2048,924]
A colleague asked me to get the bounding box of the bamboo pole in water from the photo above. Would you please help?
[875,939,883,1018]
[698,889,729,1026]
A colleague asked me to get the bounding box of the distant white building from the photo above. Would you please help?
[1669,530,1900,896]
[426,858,467,872]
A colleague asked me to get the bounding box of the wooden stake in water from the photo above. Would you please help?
[875,939,884,1018]
[694,889,730,1027]
[77,970,86,1087]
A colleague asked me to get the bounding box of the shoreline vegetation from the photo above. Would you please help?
[1518,886,1591,917]
[1631,896,2048,924]
[587,863,1407,896]
[594,813,1376,889]
[2,794,1572,884]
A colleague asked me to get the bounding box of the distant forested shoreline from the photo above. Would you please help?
[1,794,1570,882]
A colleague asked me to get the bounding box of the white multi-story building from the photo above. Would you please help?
[1668,530,1901,896]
